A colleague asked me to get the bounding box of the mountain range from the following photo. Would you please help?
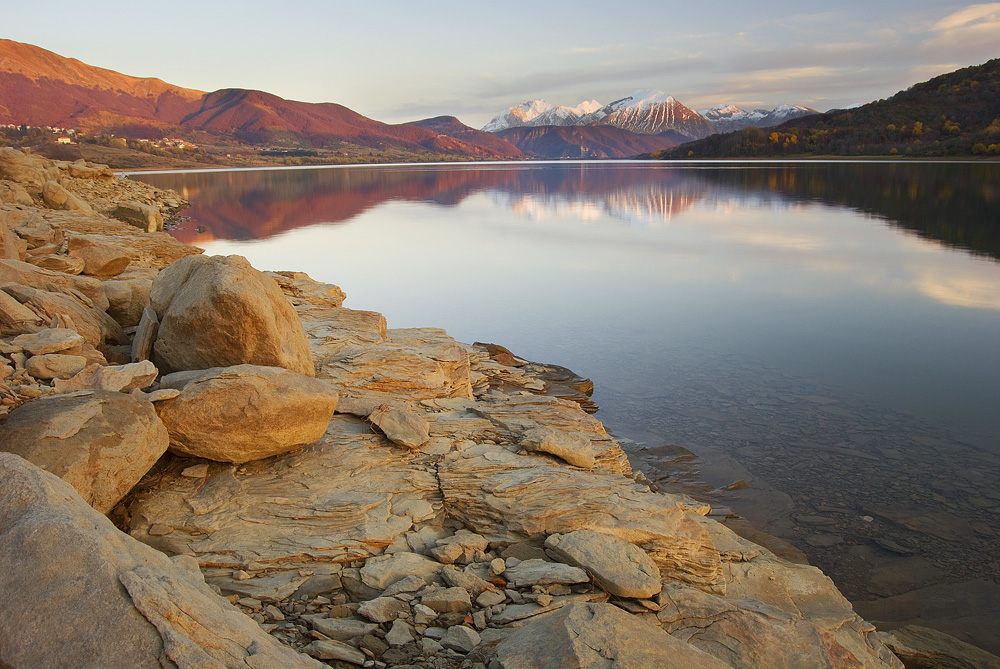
[0,38,522,162]
[482,91,817,139]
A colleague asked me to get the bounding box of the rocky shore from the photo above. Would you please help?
[1,146,995,668]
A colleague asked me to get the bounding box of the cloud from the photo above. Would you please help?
[933,3,1000,30]
[921,2,1000,61]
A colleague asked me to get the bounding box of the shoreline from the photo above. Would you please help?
[2,146,993,666]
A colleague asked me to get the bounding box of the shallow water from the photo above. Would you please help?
[133,160,1000,650]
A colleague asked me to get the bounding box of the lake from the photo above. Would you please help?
[131,160,1000,651]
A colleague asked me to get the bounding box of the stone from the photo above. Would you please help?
[492,602,729,669]
[386,619,416,646]
[413,603,438,625]
[305,615,378,641]
[1,283,121,348]
[155,364,339,463]
[0,453,322,668]
[42,180,94,215]
[0,180,33,206]
[877,625,1000,669]
[431,530,490,565]
[27,253,85,274]
[476,590,506,608]
[53,360,158,394]
[440,565,492,595]
[0,258,110,312]
[544,530,661,599]
[131,306,159,362]
[368,403,431,449]
[150,254,315,376]
[303,639,366,665]
[383,574,428,597]
[12,327,84,355]
[521,425,596,469]
[490,557,507,575]
[0,147,59,186]
[115,200,164,233]
[502,559,589,588]
[357,596,409,623]
[24,353,89,380]
[421,587,473,614]
[440,625,480,654]
[360,551,442,590]
[0,288,44,332]
[0,391,169,514]
[68,236,130,277]
[104,277,153,328]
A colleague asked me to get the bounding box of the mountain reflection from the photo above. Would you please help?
[133,162,1000,260]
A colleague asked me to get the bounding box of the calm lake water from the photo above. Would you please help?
[132,160,1000,650]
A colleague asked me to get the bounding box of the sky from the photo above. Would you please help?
[2,1,999,128]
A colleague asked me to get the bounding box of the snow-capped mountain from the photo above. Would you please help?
[484,93,818,141]
[482,99,603,132]
[699,103,818,132]
[599,89,713,139]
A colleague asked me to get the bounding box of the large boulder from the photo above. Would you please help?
[150,254,315,376]
[155,364,339,463]
[0,391,169,514]
[491,602,730,668]
[0,453,322,668]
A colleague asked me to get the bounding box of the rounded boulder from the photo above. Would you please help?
[155,364,339,463]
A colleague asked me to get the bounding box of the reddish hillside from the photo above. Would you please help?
[405,116,524,159]
[0,39,516,160]
[496,125,681,158]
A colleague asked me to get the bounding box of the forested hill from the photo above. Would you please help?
[644,59,1000,159]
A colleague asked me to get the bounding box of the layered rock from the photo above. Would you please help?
[150,254,315,376]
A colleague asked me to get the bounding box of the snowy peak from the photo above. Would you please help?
[599,91,712,139]
[482,98,605,132]
[699,103,818,132]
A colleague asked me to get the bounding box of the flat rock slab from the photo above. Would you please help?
[12,327,83,355]
[472,394,630,475]
[491,602,730,669]
[126,415,440,583]
[545,529,661,598]
[438,444,724,593]
[503,559,588,588]
[0,453,321,669]
[155,364,339,463]
[316,327,474,401]
[360,551,442,590]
